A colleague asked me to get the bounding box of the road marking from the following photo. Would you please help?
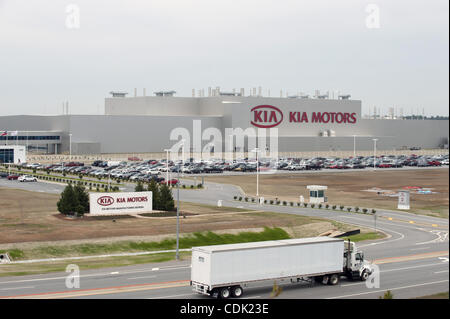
[152,268,160,271]
[438,257,449,263]
[434,270,448,274]
[242,295,261,299]
[148,293,193,299]
[110,272,119,275]
[410,247,430,251]
[373,251,448,264]
[0,286,35,291]
[1,280,191,299]
[128,275,157,280]
[328,279,449,299]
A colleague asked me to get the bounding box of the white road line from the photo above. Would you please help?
[128,275,157,280]
[328,279,449,299]
[410,247,430,251]
[0,286,35,291]
[110,272,119,275]
[148,293,193,299]
[380,263,445,273]
[434,270,449,274]
[242,295,261,299]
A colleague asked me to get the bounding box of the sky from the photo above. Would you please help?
[0,0,448,116]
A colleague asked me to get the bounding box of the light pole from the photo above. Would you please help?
[372,138,378,170]
[251,148,260,197]
[164,149,170,185]
[69,133,72,162]
[176,140,185,261]
[353,135,357,158]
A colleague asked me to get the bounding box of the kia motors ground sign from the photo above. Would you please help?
[89,191,153,215]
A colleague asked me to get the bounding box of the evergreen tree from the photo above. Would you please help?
[159,183,175,211]
[57,184,79,215]
[135,181,145,192]
[147,179,161,210]
[74,184,90,215]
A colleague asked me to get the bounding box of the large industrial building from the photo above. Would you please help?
[0,90,448,155]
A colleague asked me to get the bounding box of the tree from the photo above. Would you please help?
[74,184,89,215]
[57,184,79,215]
[135,181,145,192]
[147,179,161,210]
[159,183,175,211]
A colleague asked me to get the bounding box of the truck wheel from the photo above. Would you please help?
[329,274,339,285]
[220,287,231,299]
[360,270,369,281]
[231,286,243,298]
[322,275,330,285]
[210,289,219,299]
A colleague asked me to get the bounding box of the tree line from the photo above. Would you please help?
[135,180,175,211]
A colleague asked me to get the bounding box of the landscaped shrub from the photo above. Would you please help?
[182,184,186,189]
[251,198,255,203]
[347,207,352,212]
[303,203,308,208]
[371,209,377,214]
[325,204,329,209]
[244,197,249,202]
[269,200,274,204]
[233,196,237,200]
[282,201,287,206]
[238,197,243,201]
[355,207,360,212]
[362,208,368,214]
[318,204,322,209]
[290,202,294,206]
[332,205,337,210]
[190,185,194,189]
[340,205,345,210]
[310,204,315,208]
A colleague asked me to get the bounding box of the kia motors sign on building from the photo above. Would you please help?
[89,191,152,215]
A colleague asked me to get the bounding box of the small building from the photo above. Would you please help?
[0,145,26,164]
[307,185,328,204]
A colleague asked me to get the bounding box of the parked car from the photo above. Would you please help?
[7,174,20,180]
[0,172,9,178]
[18,175,37,182]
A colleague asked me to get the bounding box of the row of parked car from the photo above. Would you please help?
[9,153,448,183]
[0,172,37,182]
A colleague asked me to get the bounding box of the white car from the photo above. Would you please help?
[18,175,37,182]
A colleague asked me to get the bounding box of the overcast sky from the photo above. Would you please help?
[0,0,448,116]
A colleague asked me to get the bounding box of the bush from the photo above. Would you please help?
[340,205,345,210]
[269,200,274,204]
[355,207,360,212]
[57,183,89,216]
[251,198,255,203]
[325,204,329,209]
[371,209,377,214]
[197,184,203,189]
[290,202,294,206]
[135,181,145,192]
[362,208,368,213]
[244,197,249,202]
[310,204,315,208]
[318,204,322,209]
[238,197,243,201]
[332,205,337,210]
[347,207,352,212]
[182,184,186,189]
[233,196,237,200]
[303,203,308,208]
[282,201,287,206]
[190,185,194,189]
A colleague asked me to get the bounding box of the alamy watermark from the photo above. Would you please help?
[65,264,80,289]
[65,4,80,29]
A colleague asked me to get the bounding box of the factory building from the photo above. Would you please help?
[0,89,448,155]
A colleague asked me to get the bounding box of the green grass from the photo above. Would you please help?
[0,252,192,277]
[340,232,385,242]
[1,227,290,261]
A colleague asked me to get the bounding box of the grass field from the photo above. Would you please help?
[0,187,379,247]
[201,168,449,218]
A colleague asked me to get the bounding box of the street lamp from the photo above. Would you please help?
[69,133,73,162]
[251,148,261,197]
[352,135,357,158]
[372,138,378,170]
[176,140,185,261]
[164,149,170,185]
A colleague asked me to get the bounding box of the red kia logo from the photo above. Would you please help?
[97,196,114,206]
[251,105,283,128]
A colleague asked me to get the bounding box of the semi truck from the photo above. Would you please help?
[191,237,373,298]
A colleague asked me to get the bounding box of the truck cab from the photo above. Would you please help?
[343,240,373,280]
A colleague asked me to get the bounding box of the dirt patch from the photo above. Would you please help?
[203,169,449,218]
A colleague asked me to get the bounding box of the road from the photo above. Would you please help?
[0,170,448,299]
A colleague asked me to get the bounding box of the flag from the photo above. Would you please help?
[10,131,18,136]
[1,131,7,136]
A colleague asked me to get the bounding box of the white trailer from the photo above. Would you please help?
[191,237,372,298]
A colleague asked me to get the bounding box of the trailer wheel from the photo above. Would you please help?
[322,275,330,285]
[329,274,339,285]
[231,286,243,298]
[210,289,220,299]
[220,287,231,299]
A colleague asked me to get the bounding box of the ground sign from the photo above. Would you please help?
[89,191,152,215]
